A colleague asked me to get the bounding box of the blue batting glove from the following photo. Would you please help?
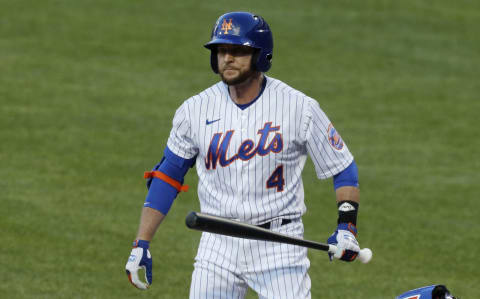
[327,223,360,262]
[126,240,152,289]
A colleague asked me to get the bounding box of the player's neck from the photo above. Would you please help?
[228,73,264,105]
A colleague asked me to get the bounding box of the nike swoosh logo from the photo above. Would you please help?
[206,118,221,125]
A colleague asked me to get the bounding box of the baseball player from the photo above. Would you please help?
[126,11,361,298]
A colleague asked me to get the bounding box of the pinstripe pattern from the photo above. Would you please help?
[166,76,353,298]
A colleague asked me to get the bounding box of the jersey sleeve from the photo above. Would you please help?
[166,101,199,159]
[301,98,354,179]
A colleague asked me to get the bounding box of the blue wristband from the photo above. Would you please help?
[133,239,150,249]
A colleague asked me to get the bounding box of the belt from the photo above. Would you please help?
[257,218,292,229]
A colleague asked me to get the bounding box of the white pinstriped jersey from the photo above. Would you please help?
[167,76,353,225]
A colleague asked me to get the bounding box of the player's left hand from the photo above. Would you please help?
[126,240,152,289]
[327,223,360,262]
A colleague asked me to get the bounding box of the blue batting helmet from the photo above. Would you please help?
[204,12,273,73]
[397,285,458,299]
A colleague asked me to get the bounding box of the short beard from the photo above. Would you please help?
[220,68,257,86]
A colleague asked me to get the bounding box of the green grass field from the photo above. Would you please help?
[1,0,479,298]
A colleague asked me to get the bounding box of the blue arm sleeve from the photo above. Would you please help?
[144,147,196,215]
[333,160,359,190]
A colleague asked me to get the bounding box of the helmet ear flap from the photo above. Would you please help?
[210,48,219,73]
[252,50,273,72]
[251,49,260,71]
[266,53,273,69]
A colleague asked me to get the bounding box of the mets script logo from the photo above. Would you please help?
[205,122,283,169]
[404,296,420,299]
[221,19,233,34]
[327,123,344,151]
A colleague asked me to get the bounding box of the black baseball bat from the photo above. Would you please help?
[185,211,372,263]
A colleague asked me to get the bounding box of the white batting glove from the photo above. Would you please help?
[327,223,360,262]
[125,240,152,289]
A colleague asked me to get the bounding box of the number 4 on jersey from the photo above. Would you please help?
[266,165,285,192]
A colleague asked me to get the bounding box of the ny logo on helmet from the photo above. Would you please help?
[221,19,233,34]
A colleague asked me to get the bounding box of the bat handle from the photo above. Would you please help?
[328,244,373,264]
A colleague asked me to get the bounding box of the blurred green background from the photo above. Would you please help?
[1,0,478,298]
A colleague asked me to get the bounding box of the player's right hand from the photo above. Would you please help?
[125,240,152,289]
[327,223,360,262]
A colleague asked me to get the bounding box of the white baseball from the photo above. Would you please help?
[358,248,373,264]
